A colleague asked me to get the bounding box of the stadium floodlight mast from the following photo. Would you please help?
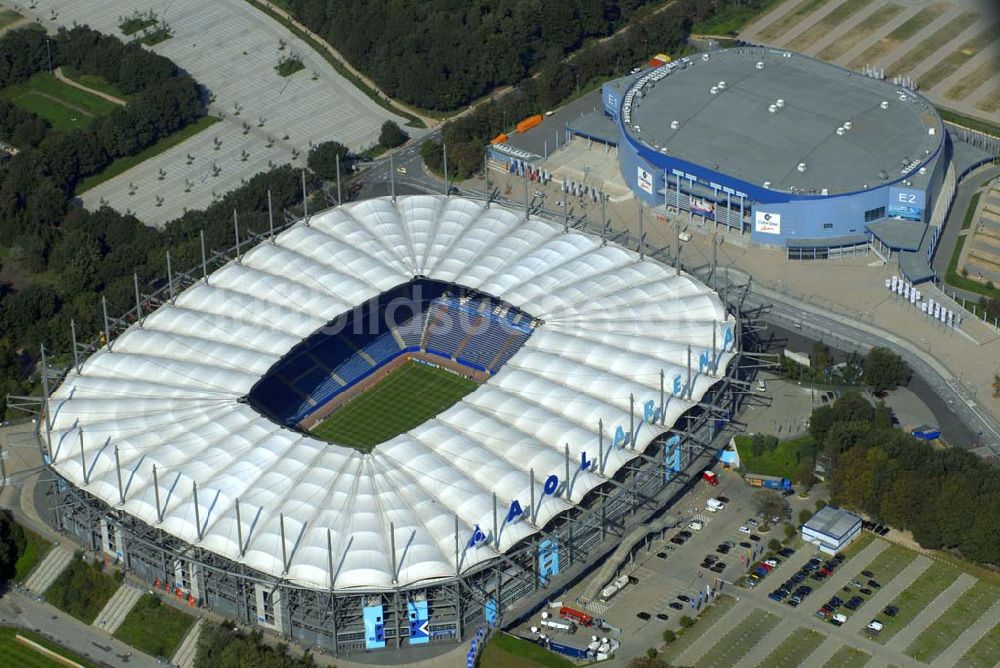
[483,152,490,208]
[598,418,604,475]
[523,173,529,222]
[79,428,88,485]
[70,319,81,375]
[442,143,449,197]
[301,169,310,224]
[166,251,176,303]
[639,204,645,261]
[335,153,342,206]
[267,190,275,242]
[601,192,607,246]
[200,229,208,283]
[233,210,242,262]
[101,295,112,352]
[133,273,143,326]
[152,465,162,522]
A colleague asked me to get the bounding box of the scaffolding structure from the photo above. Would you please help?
[22,195,759,661]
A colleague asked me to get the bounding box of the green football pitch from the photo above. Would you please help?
[310,361,478,451]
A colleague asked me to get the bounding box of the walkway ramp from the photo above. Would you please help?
[92,583,144,634]
[22,545,73,595]
[172,617,204,668]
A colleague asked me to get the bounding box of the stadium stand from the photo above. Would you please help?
[247,280,536,426]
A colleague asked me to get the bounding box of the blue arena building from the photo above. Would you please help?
[590,48,952,278]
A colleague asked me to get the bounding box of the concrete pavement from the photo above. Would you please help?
[933,598,1000,667]
[22,545,73,596]
[171,617,204,668]
[93,584,145,634]
[841,556,931,635]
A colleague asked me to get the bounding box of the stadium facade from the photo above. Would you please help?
[42,196,745,659]
[597,48,950,274]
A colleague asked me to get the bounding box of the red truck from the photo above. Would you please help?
[559,606,594,627]
[702,470,719,486]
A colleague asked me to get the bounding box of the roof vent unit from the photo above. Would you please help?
[898,94,907,102]
[918,167,927,174]
[763,181,771,189]
[843,121,852,130]
[835,127,846,136]
[755,61,765,70]
[797,162,806,172]
[710,86,719,94]
[702,53,710,61]
[768,104,777,113]
[670,120,680,130]
[776,98,785,108]
[880,100,890,110]
[878,170,889,180]
[928,127,935,135]
[821,188,829,195]
[718,80,727,89]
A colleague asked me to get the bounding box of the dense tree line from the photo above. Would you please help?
[285,0,668,110]
[419,0,764,179]
[196,622,317,667]
[813,394,1000,566]
[0,510,27,581]
[0,26,204,256]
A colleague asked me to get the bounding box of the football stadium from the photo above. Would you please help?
[593,47,954,277]
[42,195,743,658]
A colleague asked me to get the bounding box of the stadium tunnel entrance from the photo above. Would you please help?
[245,278,540,447]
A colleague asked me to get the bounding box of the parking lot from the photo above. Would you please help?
[21,0,412,224]
[516,464,1000,667]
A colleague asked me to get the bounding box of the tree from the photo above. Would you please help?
[794,459,816,490]
[679,615,695,628]
[749,433,777,458]
[0,510,27,581]
[982,296,1000,321]
[783,523,796,540]
[768,538,782,551]
[662,628,676,644]
[307,141,350,180]
[378,120,408,149]
[862,347,910,392]
[798,509,813,526]
[753,490,787,529]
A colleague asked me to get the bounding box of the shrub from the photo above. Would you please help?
[768,538,782,551]
[679,615,695,628]
[662,628,677,644]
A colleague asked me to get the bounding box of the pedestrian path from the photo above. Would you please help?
[676,601,751,666]
[172,617,204,668]
[886,573,975,652]
[22,545,73,595]
[92,584,144,634]
[739,621,799,667]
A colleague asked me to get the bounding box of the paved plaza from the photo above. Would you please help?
[17,0,414,225]
[738,0,999,123]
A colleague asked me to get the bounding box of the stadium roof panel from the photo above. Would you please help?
[47,196,736,591]
[627,49,941,195]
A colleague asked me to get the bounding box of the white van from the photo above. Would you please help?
[706,498,726,512]
[688,520,704,531]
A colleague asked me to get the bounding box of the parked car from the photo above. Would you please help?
[739,541,752,549]
[657,551,669,560]
[738,526,752,534]
[883,605,899,617]
[868,580,881,589]
[669,601,684,610]
[677,595,690,602]
[860,588,873,596]
[637,611,651,621]
[778,547,796,557]
[862,570,874,578]
[710,563,726,573]
[749,534,761,543]
[656,613,670,621]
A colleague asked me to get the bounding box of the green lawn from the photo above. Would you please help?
[887,11,979,77]
[870,563,960,644]
[918,24,999,91]
[848,3,949,69]
[0,72,119,131]
[693,608,780,668]
[692,0,784,35]
[75,115,220,195]
[44,554,123,624]
[0,8,23,29]
[311,361,477,450]
[758,626,826,667]
[59,66,127,101]
[905,584,1000,662]
[0,627,98,668]
[14,524,52,583]
[113,594,194,659]
[957,619,1000,668]
[661,595,736,661]
[735,433,816,479]
[478,633,574,668]
[823,646,871,668]
[861,542,918,587]
[816,3,904,61]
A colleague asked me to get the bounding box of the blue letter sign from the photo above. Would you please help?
[506,499,524,523]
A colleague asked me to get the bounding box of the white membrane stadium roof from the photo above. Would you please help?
[47,196,736,591]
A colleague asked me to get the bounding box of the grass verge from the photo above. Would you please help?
[59,66,127,102]
[816,3,904,61]
[848,3,948,69]
[0,627,99,668]
[478,632,574,668]
[957,619,1000,667]
[1,71,119,131]
[113,594,194,659]
[905,583,1000,662]
[14,524,53,583]
[692,0,784,35]
[758,0,833,42]
[759,626,826,667]
[945,56,1000,102]
[75,115,220,195]
[860,541,917,586]
[786,0,875,51]
[44,554,123,624]
[871,563,960,643]
[0,8,23,29]
[938,108,1000,139]
[886,11,978,77]
[242,0,425,128]
[693,608,779,667]
[661,595,737,662]
[311,361,477,450]
[823,646,871,668]
[918,24,999,91]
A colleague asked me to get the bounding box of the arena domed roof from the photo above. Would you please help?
[47,195,736,591]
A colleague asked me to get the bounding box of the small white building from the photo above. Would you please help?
[801,506,862,555]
